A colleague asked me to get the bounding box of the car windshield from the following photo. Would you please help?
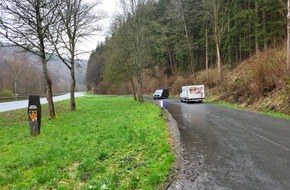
[154,90,162,94]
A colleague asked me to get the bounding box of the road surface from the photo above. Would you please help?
[152,98,290,190]
[0,92,85,112]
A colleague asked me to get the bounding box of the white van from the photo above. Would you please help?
[180,85,205,103]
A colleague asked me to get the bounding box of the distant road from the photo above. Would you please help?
[0,92,85,112]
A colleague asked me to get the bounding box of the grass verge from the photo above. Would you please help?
[208,100,290,120]
[0,95,174,189]
[207,101,238,109]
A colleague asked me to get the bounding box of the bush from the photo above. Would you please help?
[250,53,285,97]
[0,90,15,97]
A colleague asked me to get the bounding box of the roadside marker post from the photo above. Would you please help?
[28,95,41,136]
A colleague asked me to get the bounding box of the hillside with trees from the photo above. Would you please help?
[0,46,87,97]
[0,0,104,117]
[86,0,289,114]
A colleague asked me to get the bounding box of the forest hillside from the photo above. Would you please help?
[0,47,87,96]
[88,42,290,115]
[167,44,290,115]
[86,0,289,115]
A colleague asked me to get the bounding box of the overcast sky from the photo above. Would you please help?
[0,0,120,60]
[94,0,119,41]
[79,0,120,60]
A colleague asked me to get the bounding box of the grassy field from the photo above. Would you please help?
[0,95,174,189]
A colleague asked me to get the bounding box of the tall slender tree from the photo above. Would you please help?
[104,21,137,100]
[287,0,290,77]
[0,0,60,118]
[51,0,104,111]
[86,44,105,92]
[166,0,197,78]
[201,0,212,81]
[213,0,222,86]
[118,0,154,102]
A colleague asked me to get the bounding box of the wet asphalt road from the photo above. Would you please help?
[153,98,290,190]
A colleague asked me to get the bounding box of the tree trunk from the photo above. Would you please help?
[203,0,209,81]
[172,50,177,74]
[137,80,143,102]
[69,41,76,111]
[255,1,260,56]
[46,73,55,119]
[70,65,76,111]
[227,1,232,66]
[214,0,222,86]
[287,0,290,77]
[168,49,174,74]
[205,26,209,81]
[40,51,55,119]
[130,77,137,101]
[263,10,268,50]
[216,43,222,86]
[136,67,144,102]
[235,46,239,63]
[181,3,195,78]
[37,0,55,119]
[185,33,196,79]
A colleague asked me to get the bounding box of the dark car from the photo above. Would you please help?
[153,89,169,99]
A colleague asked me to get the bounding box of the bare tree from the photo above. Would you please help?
[201,0,211,82]
[104,24,137,100]
[51,0,104,110]
[167,0,197,80]
[206,0,225,86]
[7,55,43,96]
[255,1,260,56]
[118,0,154,102]
[213,0,222,86]
[0,0,60,118]
[9,56,22,95]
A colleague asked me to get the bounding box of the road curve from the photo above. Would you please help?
[153,98,290,190]
[0,92,85,112]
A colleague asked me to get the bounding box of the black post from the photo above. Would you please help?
[28,95,42,136]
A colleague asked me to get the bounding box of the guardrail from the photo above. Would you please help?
[0,96,29,102]
[0,93,67,102]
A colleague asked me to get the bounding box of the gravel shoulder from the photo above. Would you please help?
[161,108,194,190]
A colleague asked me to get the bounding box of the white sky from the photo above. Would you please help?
[0,0,120,60]
[93,0,119,42]
[78,0,120,60]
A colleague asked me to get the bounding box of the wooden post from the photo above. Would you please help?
[28,95,41,136]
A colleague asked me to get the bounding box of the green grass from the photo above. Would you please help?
[207,101,238,109]
[0,95,174,189]
[208,100,290,120]
[261,111,290,120]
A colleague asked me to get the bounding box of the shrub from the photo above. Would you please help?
[250,54,285,97]
[0,90,15,97]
